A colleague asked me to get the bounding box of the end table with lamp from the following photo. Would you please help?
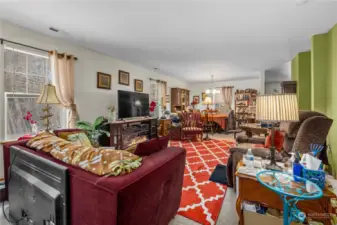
[255,94,299,171]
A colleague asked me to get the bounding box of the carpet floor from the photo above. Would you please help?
[169,139,234,225]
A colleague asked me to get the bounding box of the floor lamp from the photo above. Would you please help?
[203,97,213,140]
[256,94,299,171]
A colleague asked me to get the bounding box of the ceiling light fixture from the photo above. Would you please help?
[205,75,220,95]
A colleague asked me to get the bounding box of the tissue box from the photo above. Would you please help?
[302,167,325,189]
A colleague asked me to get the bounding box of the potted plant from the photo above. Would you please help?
[76,116,110,147]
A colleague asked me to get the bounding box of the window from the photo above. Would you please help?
[3,45,62,139]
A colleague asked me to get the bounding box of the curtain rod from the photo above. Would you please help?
[149,78,166,83]
[0,38,78,60]
[214,86,234,88]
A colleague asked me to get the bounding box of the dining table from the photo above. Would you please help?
[201,113,228,130]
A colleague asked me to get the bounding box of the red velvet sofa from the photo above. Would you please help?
[2,138,186,225]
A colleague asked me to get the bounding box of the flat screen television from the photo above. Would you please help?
[9,146,68,225]
[118,90,150,119]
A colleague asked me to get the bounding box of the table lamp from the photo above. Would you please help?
[36,84,61,132]
[204,96,212,110]
[256,94,299,170]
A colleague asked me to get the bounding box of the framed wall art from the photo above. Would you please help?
[193,95,200,104]
[118,70,130,86]
[134,79,143,92]
[97,72,111,90]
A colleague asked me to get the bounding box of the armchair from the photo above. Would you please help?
[226,110,333,189]
[180,111,203,141]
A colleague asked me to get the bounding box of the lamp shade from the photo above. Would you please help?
[36,84,61,104]
[256,94,299,122]
[203,96,213,105]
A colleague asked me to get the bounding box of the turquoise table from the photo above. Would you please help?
[256,170,323,225]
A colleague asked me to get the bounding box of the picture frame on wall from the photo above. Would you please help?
[118,70,130,86]
[97,72,111,90]
[201,92,206,101]
[193,95,200,104]
[134,79,143,92]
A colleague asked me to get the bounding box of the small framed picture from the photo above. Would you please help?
[134,79,143,92]
[166,95,170,103]
[119,70,130,86]
[193,96,200,104]
[97,72,111,90]
[202,92,206,101]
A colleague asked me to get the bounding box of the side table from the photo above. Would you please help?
[256,170,323,225]
[159,119,171,136]
[235,161,336,225]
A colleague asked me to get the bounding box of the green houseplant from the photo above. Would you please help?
[76,116,110,147]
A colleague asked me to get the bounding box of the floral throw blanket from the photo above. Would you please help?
[27,132,142,176]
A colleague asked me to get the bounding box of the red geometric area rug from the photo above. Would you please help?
[169,139,235,225]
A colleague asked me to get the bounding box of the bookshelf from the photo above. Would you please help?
[234,89,257,124]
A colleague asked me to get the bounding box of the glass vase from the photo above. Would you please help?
[31,123,38,135]
[109,111,116,122]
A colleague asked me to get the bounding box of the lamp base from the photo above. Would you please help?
[266,163,282,171]
[203,132,211,140]
[266,146,282,171]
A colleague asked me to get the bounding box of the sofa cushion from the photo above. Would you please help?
[27,132,142,176]
[135,136,169,156]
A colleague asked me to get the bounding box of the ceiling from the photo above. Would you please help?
[1,0,337,83]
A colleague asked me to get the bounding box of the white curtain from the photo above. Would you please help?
[50,50,78,128]
[222,86,234,110]
[149,79,167,118]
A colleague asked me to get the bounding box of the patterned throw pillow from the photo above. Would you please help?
[56,131,92,147]
[27,132,71,153]
[67,132,92,147]
[26,132,142,176]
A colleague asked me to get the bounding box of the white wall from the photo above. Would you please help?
[265,82,282,94]
[188,75,263,111]
[0,20,188,123]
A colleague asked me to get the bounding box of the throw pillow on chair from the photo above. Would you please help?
[264,130,284,152]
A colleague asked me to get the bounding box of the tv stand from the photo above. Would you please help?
[109,117,158,149]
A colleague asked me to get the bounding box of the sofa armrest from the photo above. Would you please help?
[227,147,283,190]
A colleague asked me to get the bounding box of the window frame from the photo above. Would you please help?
[2,44,66,140]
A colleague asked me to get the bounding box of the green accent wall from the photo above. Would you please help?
[291,24,337,176]
[291,56,299,82]
[311,34,328,114]
[326,24,337,176]
[291,52,311,110]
